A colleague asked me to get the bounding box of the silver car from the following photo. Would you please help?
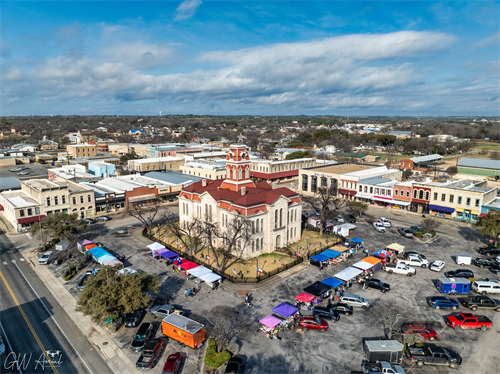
[341,294,370,309]
[373,222,386,233]
[337,215,344,223]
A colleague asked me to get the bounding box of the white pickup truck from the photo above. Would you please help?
[382,262,416,276]
[397,254,429,269]
[362,361,405,374]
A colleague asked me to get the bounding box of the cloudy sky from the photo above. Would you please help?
[1,0,499,116]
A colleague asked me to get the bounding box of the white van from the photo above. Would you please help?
[472,280,500,295]
[341,294,370,309]
[38,251,55,265]
[378,217,391,227]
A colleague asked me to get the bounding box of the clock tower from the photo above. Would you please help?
[220,144,256,192]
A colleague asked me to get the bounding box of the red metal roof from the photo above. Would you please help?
[17,215,46,224]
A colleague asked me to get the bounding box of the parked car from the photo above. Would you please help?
[326,302,353,315]
[298,316,329,331]
[378,217,391,227]
[18,171,29,175]
[496,256,500,263]
[83,218,95,224]
[360,278,391,293]
[398,228,413,238]
[398,254,429,269]
[131,323,154,352]
[383,263,416,276]
[38,251,55,265]
[225,356,245,374]
[337,214,344,223]
[478,247,500,256]
[0,336,5,356]
[362,361,405,374]
[373,222,386,233]
[10,168,21,172]
[427,296,459,310]
[444,269,474,278]
[402,324,438,340]
[151,305,184,319]
[77,272,91,291]
[489,264,500,274]
[471,280,500,295]
[462,295,500,311]
[430,260,445,272]
[348,215,357,223]
[162,353,182,374]
[406,251,426,260]
[405,343,461,368]
[136,338,165,369]
[474,257,498,268]
[95,216,110,221]
[409,226,422,233]
[312,306,340,321]
[341,294,370,309]
[445,312,492,331]
[125,311,144,328]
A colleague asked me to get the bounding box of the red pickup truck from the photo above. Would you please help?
[446,312,492,331]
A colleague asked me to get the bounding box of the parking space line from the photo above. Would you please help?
[20,258,25,261]
[11,259,16,263]
[2,262,7,265]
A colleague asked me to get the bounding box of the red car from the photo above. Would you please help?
[402,324,438,340]
[298,316,329,331]
[163,353,182,374]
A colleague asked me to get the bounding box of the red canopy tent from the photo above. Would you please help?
[179,261,199,271]
[85,244,97,251]
[295,292,315,303]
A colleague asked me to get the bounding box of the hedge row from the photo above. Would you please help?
[204,339,231,369]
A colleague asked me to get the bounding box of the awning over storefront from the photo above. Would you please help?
[0,204,3,211]
[471,210,479,215]
[455,208,464,213]
[372,197,410,206]
[429,204,455,213]
[128,194,157,203]
[356,193,372,199]
[479,213,487,218]
[17,215,46,224]
[339,189,357,196]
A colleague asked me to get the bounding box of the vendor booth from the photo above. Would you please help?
[85,243,97,251]
[334,266,364,283]
[319,249,343,266]
[320,277,344,290]
[147,242,166,254]
[309,254,329,268]
[386,243,405,256]
[350,238,364,250]
[353,260,374,278]
[294,292,315,310]
[187,266,212,285]
[259,315,283,339]
[96,254,116,265]
[372,250,393,264]
[103,258,122,267]
[303,281,332,302]
[272,302,299,330]
[179,261,199,271]
[361,256,382,272]
[159,250,179,262]
[199,272,221,290]
[77,239,93,252]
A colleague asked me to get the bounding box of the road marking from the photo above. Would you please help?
[0,269,59,374]
[20,258,25,261]
[11,259,16,263]
[12,261,94,374]
[0,321,23,374]
[2,262,7,265]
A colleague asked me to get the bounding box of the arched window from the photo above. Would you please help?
[275,210,278,229]
[238,169,242,180]
[260,238,263,250]
[413,190,417,198]
[279,209,283,227]
[245,168,249,178]
[276,235,281,248]
[261,219,263,232]
[425,191,430,200]
[226,169,230,178]
[209,205,212,221]
[419,190,424,199]
[252,241,255,252]
[256,239,259,251]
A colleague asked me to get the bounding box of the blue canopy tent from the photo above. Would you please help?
[87,247,108,259]
[309,253,329,269]
[96,254,116,264]
[320,249,342,259]
[321,277,343,289]
[350,238,363,243]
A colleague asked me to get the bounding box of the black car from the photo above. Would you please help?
[349,215,357,223]
[125,311,144,328]
[326,302,354,315]
[225,356,244,374]
[136,338,165,369]
[130,323,154,352]
[361,278,391,293]
[488,264,500,274]
[409,226,422,233]
[474,257,498,268]
[77,273,91,291]
[444,269,474,278]
[312,306,340,322]
[478,247,500,256]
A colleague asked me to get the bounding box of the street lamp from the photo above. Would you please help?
[306,236,309,251]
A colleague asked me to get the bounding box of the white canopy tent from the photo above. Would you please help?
[187,266,212,278]
[334,266,364,281]
[200,272,222,283]
[147,242,166,253]
[352,261,374,271]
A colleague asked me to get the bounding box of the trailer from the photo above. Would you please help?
[456,254,471,266]
[161,314,205,349]
[364,340,404,364]
[436,277,471,295]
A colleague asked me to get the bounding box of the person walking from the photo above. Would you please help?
[189,288,193,297]
[184,289,188,298]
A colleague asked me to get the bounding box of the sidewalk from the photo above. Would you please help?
[3,225,138,374]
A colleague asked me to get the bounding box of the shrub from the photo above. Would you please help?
[430,231,436,237]
[204,339,231,368]
[414,232,422,238]
[419,228,425,233]
[107,317,124,333]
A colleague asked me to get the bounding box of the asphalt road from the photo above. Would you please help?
[0,229,113,374]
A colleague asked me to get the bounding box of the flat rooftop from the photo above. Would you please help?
[23,179,59,190]
[52,181,88,193]
[1,191,40,208]
[129,157,182,163]
[311,164,376,174]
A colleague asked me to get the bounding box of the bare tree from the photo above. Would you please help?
[201,212,254,272]
[301,185,346,236]
[199,305,255,353]
[403,333,424,345]
[479,148,488,155]
[367,301,406,339]
[165,218,206,256]
[446,166,458,177]
[421,217,442,232]
[126,199,167,234]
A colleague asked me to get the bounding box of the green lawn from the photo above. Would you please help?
[365,152,408,161]
[472,141,500,151]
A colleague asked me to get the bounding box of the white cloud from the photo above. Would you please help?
[174,0,202,21]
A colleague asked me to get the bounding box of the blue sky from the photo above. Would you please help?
[1,1,499,116]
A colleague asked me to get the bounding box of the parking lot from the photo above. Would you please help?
[63,206,499,374]
[0,162,53,180]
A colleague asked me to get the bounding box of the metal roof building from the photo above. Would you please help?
[457,158,500,177]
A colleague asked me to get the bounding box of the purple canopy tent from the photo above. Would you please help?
[272,302,299,318]
[259,315,282,329]
[159,250,179,260]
